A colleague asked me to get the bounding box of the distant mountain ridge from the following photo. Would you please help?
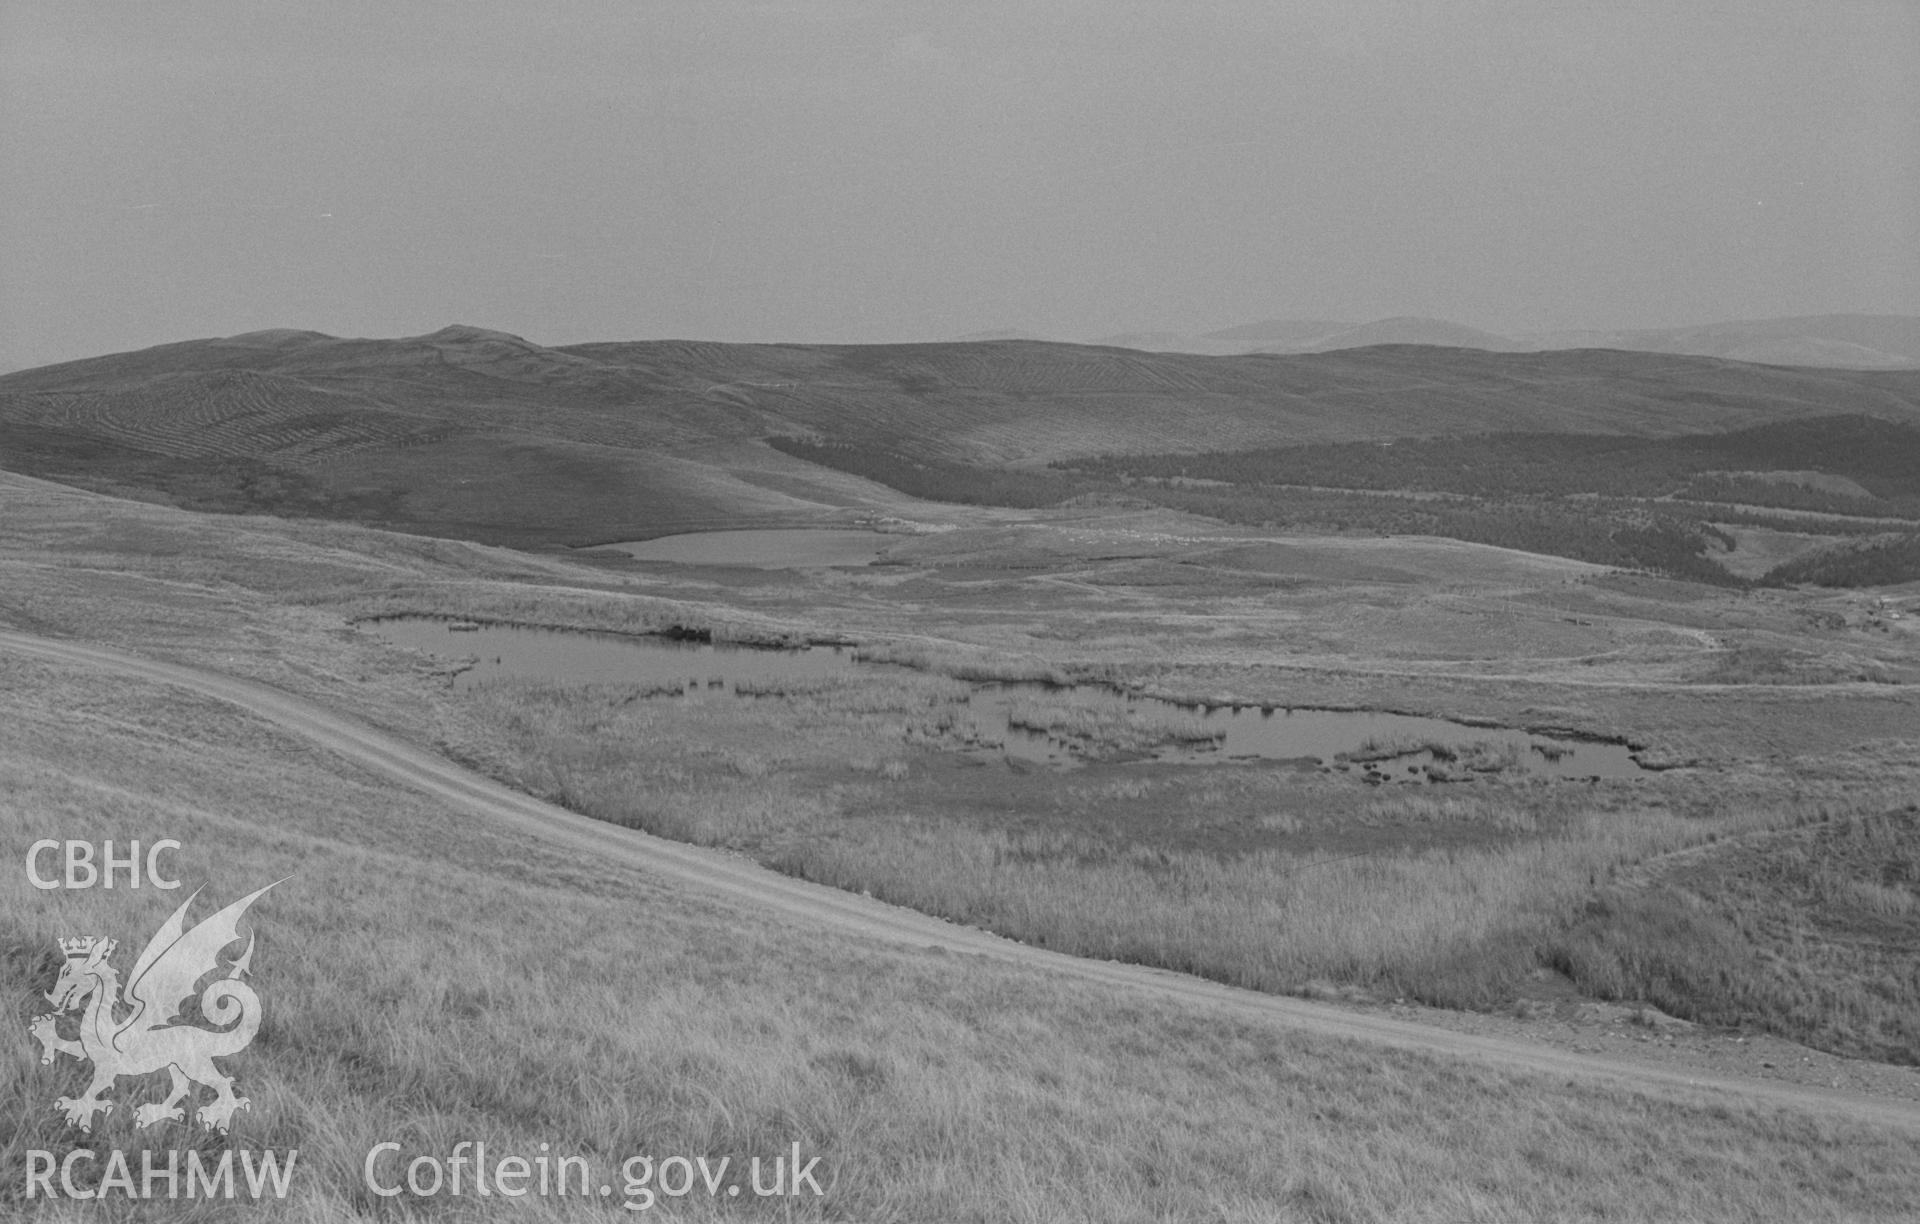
[1092,313,1920,369]
[1276,317,1524,354]
[1093,320,1353,356]
[1519,316,1920,369]
[4,325,1918,548]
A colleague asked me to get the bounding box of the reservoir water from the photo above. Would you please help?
[364,617,1644,779]
[588,529,897,568]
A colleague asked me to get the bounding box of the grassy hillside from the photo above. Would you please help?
[1535,315,1920,370]
[5,472,1920,1219]
[768,413,1920,586]
[1555,805,1920,1064]
[1061,416,1920,510]
[1117,314,1920,369]
[4,327,1919,549]
[11,647,1918,1221]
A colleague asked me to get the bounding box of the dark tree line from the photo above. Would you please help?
[770,437,1747,585]
[772,422,1920,587]
[769,438,1096,508]
[1054,415,1920,518]
[1762,534,1920,587]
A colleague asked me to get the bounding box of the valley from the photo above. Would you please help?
[4,331,1918,1219]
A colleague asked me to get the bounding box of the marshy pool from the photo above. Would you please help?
[368,617,858,690]
[587,528,897,568]
[364,617,1644,779]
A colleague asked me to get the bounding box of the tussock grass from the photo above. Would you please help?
[1843,878,1916,916]
[850,639,1089,686]
[8,471,1920,1213]
[340,583,814,649]
[439,663,1920,1040]
[1343,734,1445,763]
[1552,808,1920,1062]
[777,804,1806,1010]
[29,486,1914,1063]
[1343,736,1529,778]
[1064,777,1154,804]
[734,675,850,698]
[1002,690,1221,751]
[1455,740,1530,773]
[10,653,1918,1220]
[1359,794,1540,833]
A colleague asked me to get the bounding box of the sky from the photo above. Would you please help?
[3,1,1916,370]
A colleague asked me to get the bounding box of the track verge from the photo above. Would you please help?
[5,629,1917,1132]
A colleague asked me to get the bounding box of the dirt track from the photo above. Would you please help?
[7,628,1918,1133]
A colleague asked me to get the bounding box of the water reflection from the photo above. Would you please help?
[587,529,896,568]
[364,617,1643,779]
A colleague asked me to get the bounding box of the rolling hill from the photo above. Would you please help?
[1099,314,1920,369]
[1522,315,1920,369]
[3,324,1919,548]
[1094,319,1355,355]
[1262,316,1525,354]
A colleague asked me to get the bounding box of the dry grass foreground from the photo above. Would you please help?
[1,472,1919,1219]
[3,652,1920,1224]
[447,673,1920,1063]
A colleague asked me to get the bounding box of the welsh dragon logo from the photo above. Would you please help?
[28,882,279,1135]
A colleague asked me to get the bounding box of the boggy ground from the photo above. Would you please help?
[4,472,1919,1200]
[8,612,1920,1223]
[376,520,1920,1067]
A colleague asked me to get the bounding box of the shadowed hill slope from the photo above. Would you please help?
[1103,314,1920,369]
[1526,315,1920,370]
[1263,316,1524,353]
[3,325,1918,547]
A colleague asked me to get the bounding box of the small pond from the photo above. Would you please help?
[588,529,897,568]
[364,617,1644,780]
[368,617,857,690]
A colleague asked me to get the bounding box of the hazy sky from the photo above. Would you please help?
[4,1,1916,369]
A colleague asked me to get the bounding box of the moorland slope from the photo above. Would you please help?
[1102,314,1920,369]
[6,470,1917,1218]
[4,326,1919,548]
[9,625,1916,1133]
